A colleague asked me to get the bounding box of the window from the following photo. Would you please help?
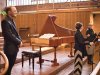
[7,0,90,6]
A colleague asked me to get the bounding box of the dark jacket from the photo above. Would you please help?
[74,30,87,57]
[86,28,96,42]
[1,16,21,55]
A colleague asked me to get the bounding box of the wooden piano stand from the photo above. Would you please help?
[68,42,74,57]
[32,44,59,66]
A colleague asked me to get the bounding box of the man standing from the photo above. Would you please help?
[1,6,22,75]
[86,23,96,64]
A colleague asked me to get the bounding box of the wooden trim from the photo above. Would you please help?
[16,1,100,12]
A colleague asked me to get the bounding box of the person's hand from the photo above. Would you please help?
[20,41,23,47]
[90,42,94,46]
[85,41,89,43]
[87,34,90,37]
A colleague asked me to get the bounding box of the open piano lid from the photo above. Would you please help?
[40,15,75,37]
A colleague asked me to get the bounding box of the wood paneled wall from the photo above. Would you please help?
[15,13,37,33]
[94,14,100,33]
[15,10,91,37]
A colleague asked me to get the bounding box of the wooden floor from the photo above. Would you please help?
[57,43,100,75]
[10,43,100,75]
[11,46,74,75]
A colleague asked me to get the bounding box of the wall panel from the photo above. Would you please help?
[15,10,91,39]
[94,14,100,33]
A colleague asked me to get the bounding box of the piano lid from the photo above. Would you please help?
[40,15,75,37]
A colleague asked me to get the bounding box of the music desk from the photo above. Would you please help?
[31,43,59,66]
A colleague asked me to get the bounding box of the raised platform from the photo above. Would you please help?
[12,47,75,75]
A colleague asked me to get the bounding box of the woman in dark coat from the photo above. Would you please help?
[74,22,87,75]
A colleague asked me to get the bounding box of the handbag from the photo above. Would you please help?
[86,43,95,55]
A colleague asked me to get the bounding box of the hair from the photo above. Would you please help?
[75,22,83,30]
[3,6,12,15]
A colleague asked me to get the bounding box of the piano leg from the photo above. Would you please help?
[68,42,74,57]
[36,45,59,66]
[37,46,44,64]
[51,46,59,66]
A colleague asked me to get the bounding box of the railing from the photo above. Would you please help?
[90,61,100,75]
[0,37,9,75]
[90,41,100,75]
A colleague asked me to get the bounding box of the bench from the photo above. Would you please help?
[22,50,42,70]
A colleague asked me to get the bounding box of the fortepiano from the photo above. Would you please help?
[31,15,75,66]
